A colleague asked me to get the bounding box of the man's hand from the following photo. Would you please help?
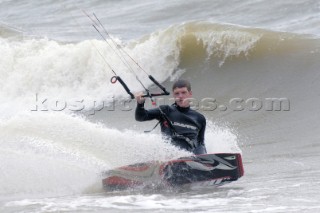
[135,92,145,104]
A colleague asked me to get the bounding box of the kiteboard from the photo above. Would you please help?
[102,153,244,191]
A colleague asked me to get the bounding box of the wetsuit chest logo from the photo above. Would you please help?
[172,121,198,130]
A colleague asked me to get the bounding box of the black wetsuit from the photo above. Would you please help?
[135,103,207,154]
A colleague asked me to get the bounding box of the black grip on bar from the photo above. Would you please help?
[141,93,165,98]
[148,75,170,95]
[114,76,135,99]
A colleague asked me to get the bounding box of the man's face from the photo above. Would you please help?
[173,87,192,108]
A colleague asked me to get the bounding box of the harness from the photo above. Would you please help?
[158,106,197,150]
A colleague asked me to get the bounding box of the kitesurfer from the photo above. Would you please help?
[135,79,207,154]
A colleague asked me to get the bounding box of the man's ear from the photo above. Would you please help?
[189,91,193,96]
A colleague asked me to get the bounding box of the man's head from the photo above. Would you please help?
[172,79,192,108]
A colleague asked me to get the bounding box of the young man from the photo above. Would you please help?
[135,79,207,155]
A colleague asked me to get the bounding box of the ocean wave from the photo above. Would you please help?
[1,21,319,116]
[153,21,319,67]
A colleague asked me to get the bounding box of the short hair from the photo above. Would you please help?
[172,79,191,91]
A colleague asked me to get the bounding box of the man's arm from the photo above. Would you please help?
[198,118,206,145]
[135,92,164,121]
[135,102,162,121]
[194,117,207,154]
